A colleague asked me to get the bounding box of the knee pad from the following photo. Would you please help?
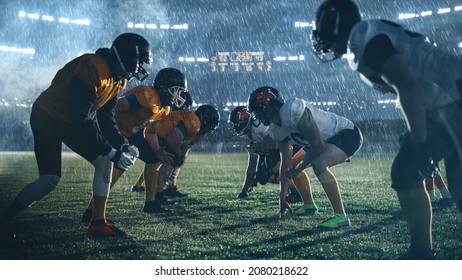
[17,175,60,206]
[91,155,113,196]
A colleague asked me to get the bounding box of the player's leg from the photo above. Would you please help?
[131,172,145,192]
[292,170,318,215]
[143,162,167,213]
[391,142,434,259]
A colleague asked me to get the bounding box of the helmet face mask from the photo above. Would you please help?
[111,33,152,81]
[229,106,252,136]
[311,0,361,63]
[248,86,284,126]
[153,68,187,108]
[168,86,188,109]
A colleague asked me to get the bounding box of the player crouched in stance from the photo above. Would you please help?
[229,106,317,214]
[130,90,194,197]
[0,33,151,239]
[311,0,462,259]
[81,68,188,223]
[247,87,362,228]
[134,104,220,213]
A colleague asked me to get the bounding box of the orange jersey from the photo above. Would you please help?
[115,85,171,137]
[35,53,127,123]
[157,110,201,145]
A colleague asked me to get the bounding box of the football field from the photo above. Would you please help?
[0,151,461,260]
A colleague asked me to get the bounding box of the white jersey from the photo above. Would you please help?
[347,20,462,110]
[249,120,270,143]
[268,98,354,146]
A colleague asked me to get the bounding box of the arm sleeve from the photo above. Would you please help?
[364,34,398,73]
[97,97,126,149]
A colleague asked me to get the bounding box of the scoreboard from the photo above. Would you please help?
[209,51,272,73]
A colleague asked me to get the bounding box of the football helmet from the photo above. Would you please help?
[111,33,152,81]
[311,0,361,62]
[229,106,252,136]
[172,90,193,111]
[195,104,220,135]
[247,86,284,126]
[153,68,188,109]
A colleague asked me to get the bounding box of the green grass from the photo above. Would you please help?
[0,151,461,260]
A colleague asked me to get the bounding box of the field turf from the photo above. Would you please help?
[0,151,461,260]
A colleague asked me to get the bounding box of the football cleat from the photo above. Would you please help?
[165,187,188,198]
[131,185,145,192]
[143,200,169,213]
[318,213,350,229]
[237,191,248,199]
[87,220,128,237]
[293,203,318,215]
[438,198,453,208]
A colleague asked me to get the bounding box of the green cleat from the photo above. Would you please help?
[293,203,318,215]
[318,213,350,229]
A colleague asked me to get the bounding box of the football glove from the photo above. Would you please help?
[110,145,138,171]
[121,144,139,158]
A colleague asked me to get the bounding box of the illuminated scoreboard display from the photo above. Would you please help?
[209,51,272,73]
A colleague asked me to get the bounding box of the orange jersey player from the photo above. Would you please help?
[130,105,220,213]
[1,33,152,240]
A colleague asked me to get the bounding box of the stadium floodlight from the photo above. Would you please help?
[294,21,312,28]
[185,57,195,62]
[178,57,185,62]
[27,13,40,20]
[146,23,157,29]
[399,13,418,19]
[437,8,451,14]
[160,24,170,29]
[299,55,305,60]
[134,23,145,29]
[455,5,462,11]
[18,11,26,17]
[288,56,299,61]
[58,17,70,23]
[196,57,208,62]
[0,45,35,55]
[273,56,286,61]
[41,15,54,22]
[459,42,462,48]
[71,19,90,26]
[420,10,433,17]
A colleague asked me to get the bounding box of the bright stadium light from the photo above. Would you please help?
[160,24,170,29]
[27,13,40,20]
[437,8,451,14]
[58,17,70,23]
[185,57,195,62]
[273,56,287,61]
[71,19,90,25]
[41,15,54,22]
[0,45,35,55]
[455,5,462,11]
[146,23,157,29]
[18,11,26,17]
[179,57,185,62]
[196,57,208,62]
[134,23,145,29]
[459,42,462,48]
[420,10,433,17]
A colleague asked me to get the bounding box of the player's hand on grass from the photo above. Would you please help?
[279,198,293,220]
[155,149,174,165]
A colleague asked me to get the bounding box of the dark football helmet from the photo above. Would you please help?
[229,106,252,136]
[195,104,220,135]
[311,0,361,62]
[111,33,152,81]
[172,90,193,111]
[247,86,284,126]
[153,68,188,109]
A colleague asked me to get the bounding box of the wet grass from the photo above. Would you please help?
[0,151,461,260]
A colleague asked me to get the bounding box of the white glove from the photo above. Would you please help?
[110,147,137,171]
[121,144,139,158]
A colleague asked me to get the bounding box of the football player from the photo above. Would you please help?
[229,106,317,214]
[81,68,189,223]
[248,86,363,227]
[131,104,220,213]
[311,0,462,259]
[130,90,194,197]
[0,33,151,239]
